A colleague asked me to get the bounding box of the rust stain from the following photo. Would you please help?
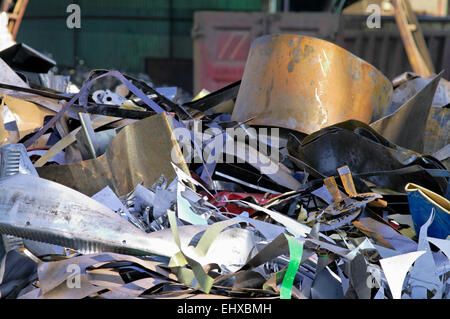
[232,34,393,134]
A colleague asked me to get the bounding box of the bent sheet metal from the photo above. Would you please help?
[0,94,55,146]
[370,72,443,153]
[36,112,190,197]
[231,34,393,134]
[289,120,448,195]
[318,166,382,231]
[0,174,215,259]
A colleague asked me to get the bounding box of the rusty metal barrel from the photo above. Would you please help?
[231,34,393,134]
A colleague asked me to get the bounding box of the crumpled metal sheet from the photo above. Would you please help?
[0,249,37,298]
[0,173,257,272]
[289,120,448,194]
[382,72,449,156]
[0,174,183,257]
[0,94,55,146]
[0,143,65,258]
[370,72,442,153]
[1,168,448,299]
[182,80,240,114]
[317,166,382,231]
[231,34,393,134]
[37,112,190,197]
[390,74,450,111]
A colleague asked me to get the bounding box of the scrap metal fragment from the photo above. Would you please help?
[291,120,448,194]
[0,143,64,258]
[183,80,240,113]
[424,108,450,158]
[37,113,190,196]
[231,34,392,134]
[0,94,55,146]
[0,174,208,257]
[370,72,442,153]
[77,112,98,159]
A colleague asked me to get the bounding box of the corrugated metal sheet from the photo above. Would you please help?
[16,0,261,73]
[336,15,450,80]
[77,20,170,72]
[25,0,74,16]
[78,0,169,17]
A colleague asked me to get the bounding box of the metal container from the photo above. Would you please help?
[231,34,393,134]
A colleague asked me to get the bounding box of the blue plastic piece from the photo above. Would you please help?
[406,184,450,239]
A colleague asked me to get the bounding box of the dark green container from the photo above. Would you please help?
[17,0,261,73]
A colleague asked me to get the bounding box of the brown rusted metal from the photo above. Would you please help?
[424,107,450,156]
[231,34,393,135]
[36,113,190,197]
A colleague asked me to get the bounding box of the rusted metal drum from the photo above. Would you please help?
[231,34,393,134]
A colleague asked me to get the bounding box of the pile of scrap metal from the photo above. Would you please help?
[0,34,449,300]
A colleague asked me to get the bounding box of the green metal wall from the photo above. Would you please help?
[16,0,261,73]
